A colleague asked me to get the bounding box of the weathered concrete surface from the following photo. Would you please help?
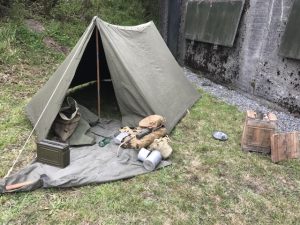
[163,0,300,114]
[159,0,169,42]
[166,0,182,57]
[178,0,188,65]
[159,0,183,59]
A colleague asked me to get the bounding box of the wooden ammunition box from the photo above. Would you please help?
[241,110,277,154]
[271,132,300,163]
[37,139,70,168]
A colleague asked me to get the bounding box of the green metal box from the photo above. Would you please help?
[185,0,244,47]
[279,0,300,60]
[37,139,70,168]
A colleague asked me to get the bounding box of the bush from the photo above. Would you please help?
[0,0,12,17]
[1,0,160,26]
[50,0,149,25]
[140,0,160,26]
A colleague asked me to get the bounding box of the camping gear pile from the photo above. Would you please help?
[241,110,300,163]
[117,115,169,151]
[1,115,172,193]
[39,113,172,171]
[112,115,173,171]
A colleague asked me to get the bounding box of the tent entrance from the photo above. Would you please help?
[68,82,121,120]
[25,17,200,141]
[68,28,121,120]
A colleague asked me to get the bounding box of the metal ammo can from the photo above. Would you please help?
[37,139,70,168]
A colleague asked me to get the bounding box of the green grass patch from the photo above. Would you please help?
[1,91,300,224]
[0,22,19,64]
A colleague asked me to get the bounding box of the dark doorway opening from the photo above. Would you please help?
[68,28,121,120]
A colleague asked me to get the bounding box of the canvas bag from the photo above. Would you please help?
[53,97,81,141]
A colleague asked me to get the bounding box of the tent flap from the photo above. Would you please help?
[26,17,200,140]
[96,18,200,131]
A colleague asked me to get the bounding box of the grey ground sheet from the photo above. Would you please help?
[0,121,171,193]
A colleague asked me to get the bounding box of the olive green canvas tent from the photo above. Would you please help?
[1,17,200,193]
[26,17,200,140]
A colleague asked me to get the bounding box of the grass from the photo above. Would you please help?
[1,90,300,224]
[1,2,300,224]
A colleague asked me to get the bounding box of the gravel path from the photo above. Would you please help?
[184,68,300,132]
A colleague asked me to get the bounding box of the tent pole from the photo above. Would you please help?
[96,29,101,119]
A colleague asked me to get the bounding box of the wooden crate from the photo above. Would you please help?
[241,110,277,154]
[271,131,300,163]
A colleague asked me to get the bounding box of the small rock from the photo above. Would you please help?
[213,131,228,141]
[201,81,212,87]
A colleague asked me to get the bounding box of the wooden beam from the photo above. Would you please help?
[95,29,101,119]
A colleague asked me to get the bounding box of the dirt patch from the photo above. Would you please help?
[243,174,267,194]
[24,19,69,54]
[25,19,45,33]
[0,66,18,84]
[0,72,16,84]
[43,37,69,54]
[0,64,40,85]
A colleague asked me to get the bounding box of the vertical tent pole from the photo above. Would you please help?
[95,28,101,119]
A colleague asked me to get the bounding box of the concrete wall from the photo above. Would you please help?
[162,0,300,114]
[159,0,169,42]
[159,0,183,58]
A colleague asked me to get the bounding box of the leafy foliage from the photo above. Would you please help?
[1,0,160,26]
[0,0,12,17]
[50,0,151,25]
